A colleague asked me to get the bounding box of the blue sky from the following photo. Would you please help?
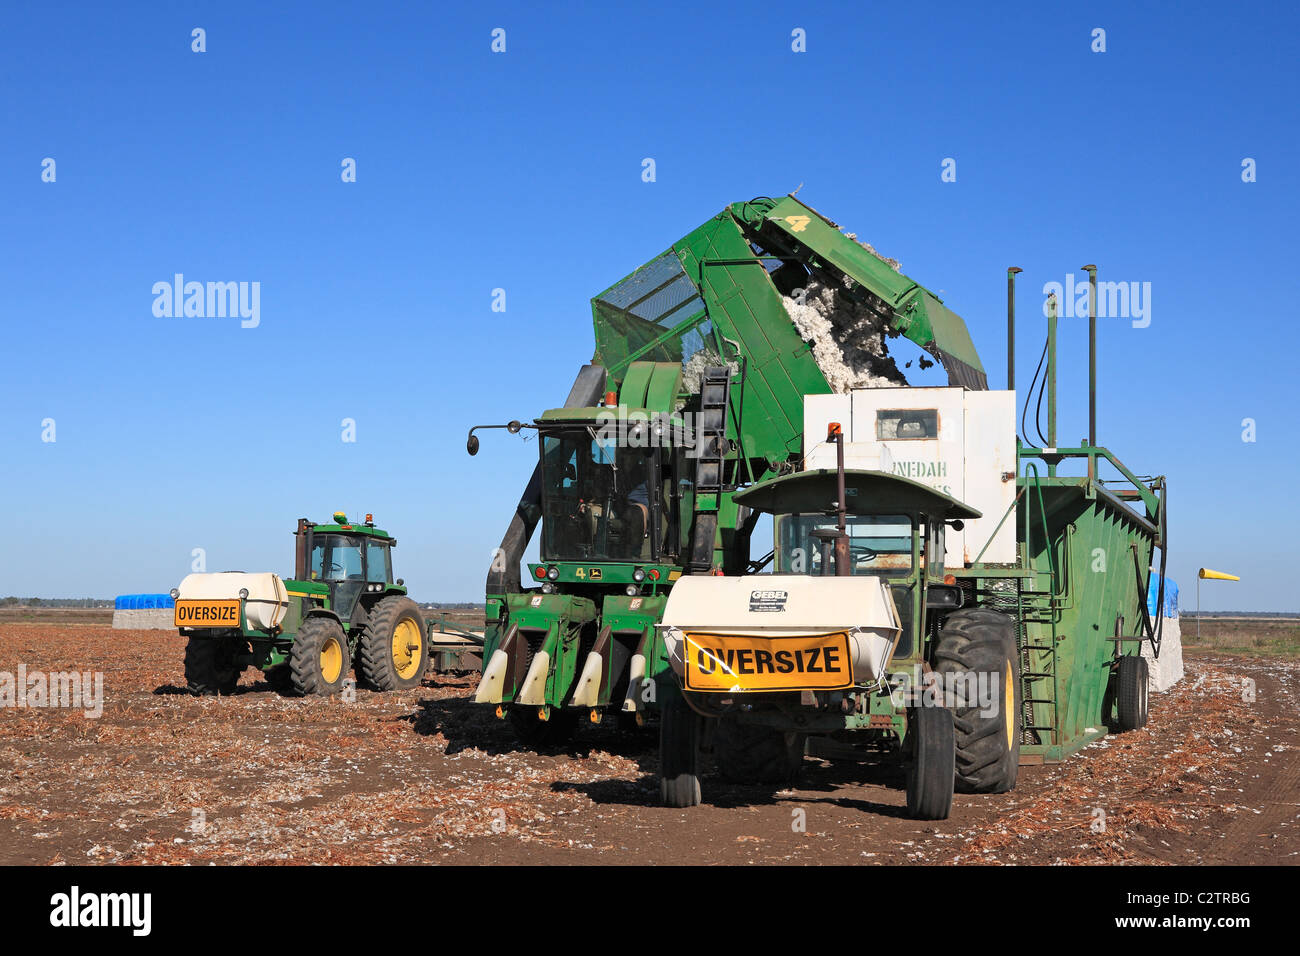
[2,1,1296,610]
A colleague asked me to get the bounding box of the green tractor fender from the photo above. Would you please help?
[299,607,352,652]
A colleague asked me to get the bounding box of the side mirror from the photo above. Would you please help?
[396,578,404,586]
[948,519,964,531]
[467,434,480,456]
[507,420,522,434]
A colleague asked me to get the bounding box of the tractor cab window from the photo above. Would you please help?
[925,521,946,577]
[365,540,392,583]
[774,514,915,577]
[310,534,365,582]
[539,429,664,562]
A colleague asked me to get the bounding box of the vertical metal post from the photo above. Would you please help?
[1197,575,1201,643]
[1082,264,1098,482]
[1047,293,1058,477]
[1007,267,1022,391]
[831,423,850,577]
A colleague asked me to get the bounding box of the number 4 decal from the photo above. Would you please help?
[784,215,810,232]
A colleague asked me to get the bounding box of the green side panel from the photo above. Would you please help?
[741,196,987,389]
[620,362,655,408]
[644,362,683,413]
[1010,477,1155,751]
[673,211,832,465]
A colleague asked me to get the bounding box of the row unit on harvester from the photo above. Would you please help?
[467,193,1167,820]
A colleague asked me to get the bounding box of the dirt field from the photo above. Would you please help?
[1,621,1297,865]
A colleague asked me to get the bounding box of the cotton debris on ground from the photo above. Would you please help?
[780,235,917,393]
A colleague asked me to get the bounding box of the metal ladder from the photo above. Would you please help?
[686,367,732,571]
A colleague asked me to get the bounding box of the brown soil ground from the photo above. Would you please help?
[0,622,1296,865]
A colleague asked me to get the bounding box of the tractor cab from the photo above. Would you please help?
[534,416,690,570]
[293,512,399,624]
[734,467,981,661]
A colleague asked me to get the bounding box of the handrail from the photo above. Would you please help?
[1022,463,1059,597]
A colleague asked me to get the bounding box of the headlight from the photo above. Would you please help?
[169,587,180,599]
[632,568,646,583]
[625,584,639,596]
[238,588,250,599]
[542,583,557,594]
[546,566,559,581]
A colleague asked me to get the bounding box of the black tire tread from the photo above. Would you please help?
[289,616,348,697]
[905,704,955,819]
[184,636,240,696]
[933,607,1021,794]
[357,596,428,691]
[1116,655,1149,731]
[714,717,806,784]
[659,689,702,807]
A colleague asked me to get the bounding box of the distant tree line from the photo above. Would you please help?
[1,597,113,608]
[1197,610,1298,618]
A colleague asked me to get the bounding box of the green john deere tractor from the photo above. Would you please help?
[172,512,428,697]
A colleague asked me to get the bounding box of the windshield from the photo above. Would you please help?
[774,514,915,576]
[310,534,365,582]
[539,429,662,562]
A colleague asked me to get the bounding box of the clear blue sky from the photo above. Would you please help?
[2,2,1296,611]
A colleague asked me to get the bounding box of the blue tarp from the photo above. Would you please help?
[114,593,175,610]
[1146,576,1178,619]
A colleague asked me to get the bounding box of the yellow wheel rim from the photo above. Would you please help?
[391,618,423,681]
[1004,665,1016,749]
[320,636,344,684]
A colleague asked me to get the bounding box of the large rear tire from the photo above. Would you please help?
[935,607,1021,794]
[1115,655,1149,730]
[184,635,241,696]
[289,616,350,697]
[659,687,702,807]
[714,715,806,785]
[358,596,428,691]
[905,704,955,820]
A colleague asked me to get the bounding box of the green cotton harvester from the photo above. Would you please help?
[466,193,1166,818]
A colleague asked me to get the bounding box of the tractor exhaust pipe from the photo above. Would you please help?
[1082,264,1098,481]
[1007,267,1022,391]
[294,518,311,580]
[831,422,850,577]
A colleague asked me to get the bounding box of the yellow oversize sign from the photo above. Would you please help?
[684,631,853,692]
[174,600,241,628]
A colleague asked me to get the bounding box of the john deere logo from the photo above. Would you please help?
[749,589,787,612]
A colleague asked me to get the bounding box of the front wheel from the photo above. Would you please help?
[905,705,955,820]
[1115,655,1149,730]
[659,687,702,807]
[289,617,350,696]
